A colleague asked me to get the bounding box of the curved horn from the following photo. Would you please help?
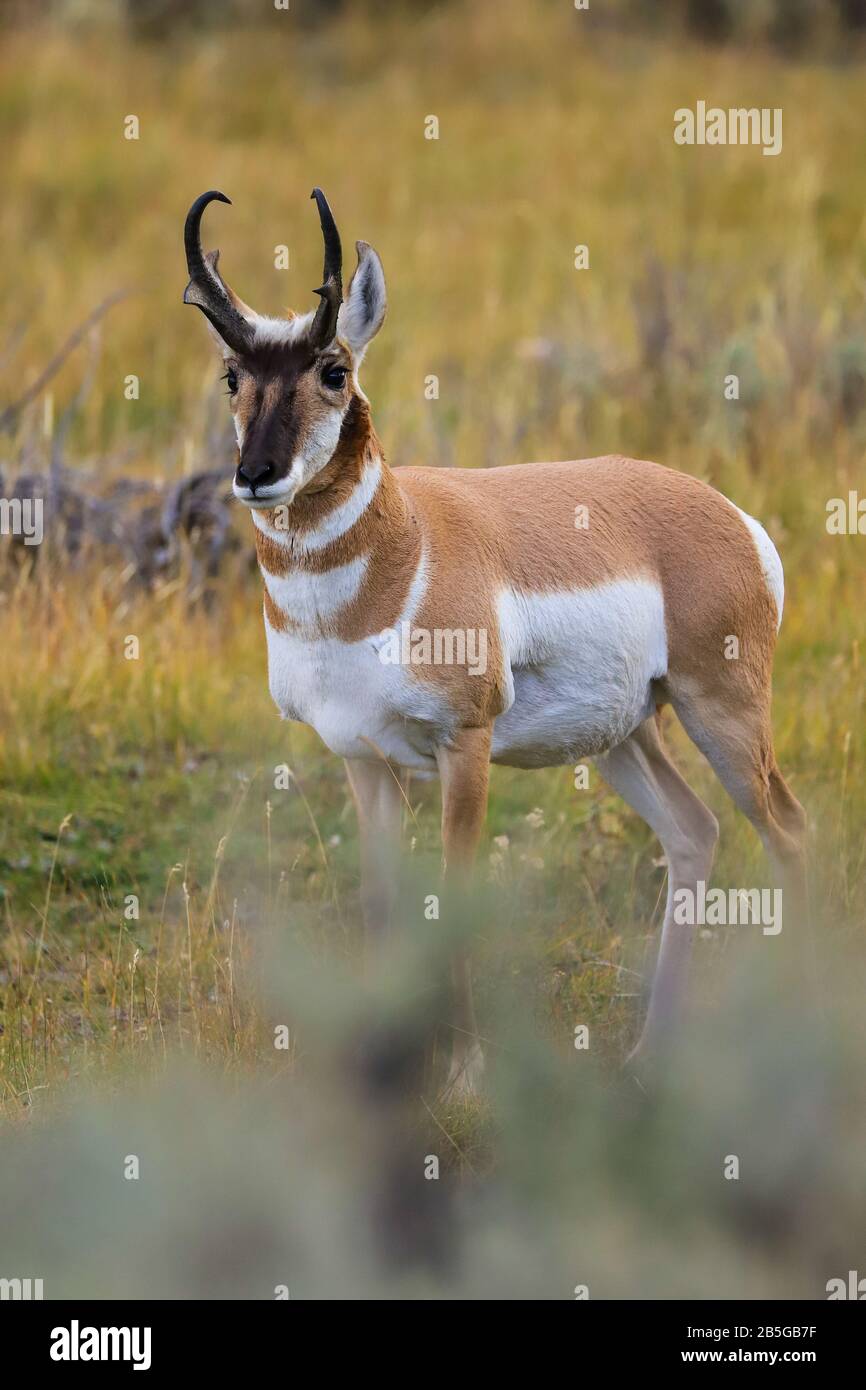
[309,187,343,348]
[183,190,254,354]
[311,187,343,290]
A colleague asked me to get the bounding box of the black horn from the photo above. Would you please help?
[309,187,343,348]
[183,190,254,354]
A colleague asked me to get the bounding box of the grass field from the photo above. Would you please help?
[1,1,865,1297]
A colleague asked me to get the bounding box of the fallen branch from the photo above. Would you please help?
[0,288,130,434]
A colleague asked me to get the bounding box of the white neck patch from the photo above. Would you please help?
[252,458,382,554]
[261,553,369,628]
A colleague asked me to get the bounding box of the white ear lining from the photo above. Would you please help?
[338,241,386,359]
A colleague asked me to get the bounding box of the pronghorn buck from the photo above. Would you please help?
[183,189,807,1093]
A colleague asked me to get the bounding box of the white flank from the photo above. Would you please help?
[492,578,668,766]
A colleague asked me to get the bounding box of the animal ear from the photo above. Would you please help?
[338,241,386,360]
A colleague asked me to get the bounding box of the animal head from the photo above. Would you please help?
[183,189,386,508]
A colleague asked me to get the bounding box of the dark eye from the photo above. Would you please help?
[223,367,238,395]
[321,365,348,389]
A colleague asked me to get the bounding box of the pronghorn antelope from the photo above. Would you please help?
[183,189,807,1093]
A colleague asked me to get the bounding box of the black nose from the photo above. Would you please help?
[236,458,276,495]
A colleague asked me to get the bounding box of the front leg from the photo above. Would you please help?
[436,725,492,1098]
[345,757,406,944]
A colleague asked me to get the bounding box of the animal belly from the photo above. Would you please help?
[491,665,658,767]
[491,579,668,769]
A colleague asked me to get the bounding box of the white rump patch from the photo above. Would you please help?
[731,504,784,630]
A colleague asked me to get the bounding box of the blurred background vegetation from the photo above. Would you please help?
[0,0,864,1298]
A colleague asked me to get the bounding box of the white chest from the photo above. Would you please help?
[263,614,453,769]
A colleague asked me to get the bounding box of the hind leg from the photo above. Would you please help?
[596,713,720,1059]
[670,685,808,927]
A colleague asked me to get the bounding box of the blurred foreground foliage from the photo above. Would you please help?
[2,868,864,1298]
